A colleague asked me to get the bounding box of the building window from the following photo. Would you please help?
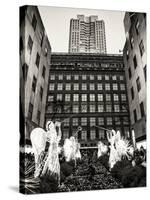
[47,105,53,113]
[97,83,103,90]
[32,76,37,92]
[136,77,141,92]
[58,74,63,80]
[90,75,94,80]
[140,102,145,118]
[105,75,109,80]
[121,94,127,101]
[106,105,112,112]
[37,110,41,125]
[50,75,55,80]
[98,104,104,112]
[139,40,145,56]
[27,35,33,54]
[66,75,71,80]
[98,117,104,125]
[128,67,132,79]
[115,117,120,125]
[90,130,96,140]
[73,94,79,101]
[133,109,137,123]
[82,75,87,80]
[42,66,46,78]
[98,94,103,101]
[90,94,95,101]
[114,105,120,112]
[82,83,87,90]
[65,94,71,102]
[72,118,78,126]
[40,87,43,100]
[113,94,119,101]
[57,94,62,101]
[82,94,87,102]
[123,117,129,125]
[22,63,28,81]
[98,130,105,139]
[107,117,112,125]
[73,83,79,90]
[97,75,102,80]
[130,36,134,49]
[73,105,79,113]
[57,83,63,90]
[90,104,95,112]
[81,130,87,140]
[28,103,33,121]
[65,83,71,90]
[74,75,79,80]
[131,87,134,100]
[112,75,117,80]
[90,84,95,90]
[49,84,54,91]
[35,53,40,68]
[143,65,146,81]
[32,14,37,31]
[105,83,110,90]
[81,104,87,112]
[90,117,96,126]
[133,55,137,69]
[113,84,118,90]
[120,84,125,90]
[47,95,54,102]
[63,130,69,139]
[106,94,111,101]
[81,118,87,126]
[120,75,124,81]
[64,119,70,127]
[135,20,140,35]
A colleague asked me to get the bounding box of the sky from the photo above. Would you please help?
[38,6,126,54]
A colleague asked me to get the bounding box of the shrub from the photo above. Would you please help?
[60,162,73,177]
[40,174,59,193]
[98,154,109,170]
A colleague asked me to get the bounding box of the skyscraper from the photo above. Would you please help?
[69,15,107,53]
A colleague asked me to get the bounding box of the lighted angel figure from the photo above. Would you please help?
[97,141,108,158]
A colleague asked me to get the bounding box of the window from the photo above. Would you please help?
[113,84,118,90]
[106,105,112,112]
[112,75,117,80]
[128,67,132,79]
[22,63,28,81]
[140,102,145,118]
[40,87,43,100]
[63,130,69,139]
[81,130,87,140]
[81,104,87,112]
[113,94,119,101]
[58,74,63,80]
[66,75,71,80]
[90,130,96,140]
[82,83,87,90]
[90,94,95,101]
[57,94,62,101]
[114,105,120,112]
[37,110,41,125]
[73,94,79,101]
[130,36,134,49]
[105,83,110,90]
[32,76,37,92]
[90,104,95,112]
[82,75,87,80]
[65,94,70,102]
[90,84,95,90]
[47,105,53,113]
[81,118,87,126]
[139,40,145,56]
[57,83,63,90]
[133,55,137,69]
[136,77,141,92]
[98,117,104,125]
[120,84,125,90]
[72,118,78,126]
[133,109,137,123]
[90,75,94,80]
[27,35,33,54]
[98,130,105,139]
[97,75,102,80]
[28,103,33,121]
[74,75,79,80]
[143,65,146,81]
[106,94,111,101]
[73,105,79,113]
[42,66,46,78]
[32,14,37,31]
[98,104,104,112]
[98,94,103,101]
[105,75,109,80]
[48,95,54,102]
[131,87,134,100]
[35,53,40,68]
[97,83,102,90]
[66,83,71,90]
[115,117,120,125]
[50,75,55,80]
[64,119,70,127]
[107,117,112,125]
[49,84,54,91]
[90,118,96,126]
[120,75,124,81]
[73,83,79,90]
[82,94,87,102]
[135,20,140,35]
[123,117,129,125]
[121,94,127,101]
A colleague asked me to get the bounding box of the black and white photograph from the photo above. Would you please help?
[19,5,147,194]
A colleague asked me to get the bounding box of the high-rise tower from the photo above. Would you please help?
[69,15,107,53]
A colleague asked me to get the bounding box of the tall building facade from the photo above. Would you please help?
[45,53,130,147]
[123,12,146,146]
[69,15,107,54]
[20,6,51,142]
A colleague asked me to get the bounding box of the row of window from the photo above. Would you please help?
[48,93,127,102]
[49,83,126,91]
[47,103,127,113]
[49,74,125,81]
[133,101,145,123]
